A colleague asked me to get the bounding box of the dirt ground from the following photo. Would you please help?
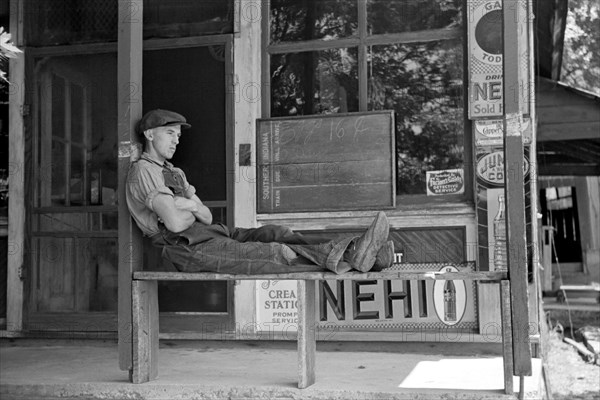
[545,313,600,400]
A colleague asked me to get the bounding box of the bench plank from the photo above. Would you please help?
[297,280,316,388]
[133,270,507,281]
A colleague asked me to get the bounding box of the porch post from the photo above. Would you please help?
[7,0,25,333]
[502,0,532,378]
[117,0,144,372]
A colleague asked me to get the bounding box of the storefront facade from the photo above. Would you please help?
[3,0,536,341]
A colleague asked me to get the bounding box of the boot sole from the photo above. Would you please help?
[351,212,389,272]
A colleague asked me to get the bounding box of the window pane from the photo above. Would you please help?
[70,84,85,144]
[70,144,85,205]
[25,0,234,45]
[271,48,359,117]
[270,0,358,43]
[367,0,462,35]
[369,40,464,195]
[51,76,65,139]
[144,0,233,39]
[26,0,118,46]
[50,139,66,205]
[158,281,228,313]
[36,54,118,207]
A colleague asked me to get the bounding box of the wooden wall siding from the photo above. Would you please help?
[537,78,600,176]
[537,78,600,142]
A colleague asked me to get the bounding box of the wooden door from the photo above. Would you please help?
[30,55,119,331]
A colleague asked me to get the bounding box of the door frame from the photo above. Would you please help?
[144,35,236,334]
[24,34,236,334]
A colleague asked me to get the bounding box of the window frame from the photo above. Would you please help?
[261,0,473,206]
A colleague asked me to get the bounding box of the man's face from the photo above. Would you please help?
[147,125,182,161]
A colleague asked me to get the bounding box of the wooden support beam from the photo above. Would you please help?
[7,0,25,333]
[503,0,532,377]
[297,280,316,389]
[117,0,144,373]
[500,280,514,395]
[132,280,159,383]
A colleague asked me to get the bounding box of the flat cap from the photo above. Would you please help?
[137,109,191,134]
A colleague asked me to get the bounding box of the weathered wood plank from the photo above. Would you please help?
[503,0,532,378]
[7,0,25,332]
[117,0,144,372]
[134,270,507,281]
[267,28,460,54]
[537,105,600,125]
[500,280,514,395]
[537,121,600,142]
[297,280,316,388]
[132,280,159,383]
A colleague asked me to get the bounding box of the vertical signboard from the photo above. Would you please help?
[476,144,533,271]
[468,0,530,118]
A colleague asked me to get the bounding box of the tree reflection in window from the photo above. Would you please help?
[270,0,358,43]
[367,0,462,34]
[369,40,464,194]
[266,0,465,196]
[271,48,359,117]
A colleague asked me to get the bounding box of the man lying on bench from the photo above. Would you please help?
[126,109,394,275]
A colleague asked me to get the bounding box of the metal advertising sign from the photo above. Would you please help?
[316,262,476,333]
[476,150,530,186]
[474,118,532,147]
[256,280,299,331]
[475,147,533,271]
[432,265,468,326]
[256,228,478,334]
[468,0,530,119]
[426,169,465,196]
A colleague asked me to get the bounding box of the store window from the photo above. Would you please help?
[264,0,466,198]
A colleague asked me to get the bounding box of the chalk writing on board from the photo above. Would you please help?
[257,111,396,213]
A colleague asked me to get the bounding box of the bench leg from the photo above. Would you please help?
[500,280,514,395]
[132,280,159,383]
[297,280,316,389]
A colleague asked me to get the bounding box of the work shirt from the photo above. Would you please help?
[126,152,196,236]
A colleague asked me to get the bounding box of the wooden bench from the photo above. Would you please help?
[130,268,516,393]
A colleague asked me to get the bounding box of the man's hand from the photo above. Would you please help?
[190,195,213,225]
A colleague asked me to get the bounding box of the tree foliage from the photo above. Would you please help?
[561,0,600,95]
[0,26,22,88]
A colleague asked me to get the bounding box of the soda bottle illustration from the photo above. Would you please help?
[493,194,507,271]
[444,280,457,322]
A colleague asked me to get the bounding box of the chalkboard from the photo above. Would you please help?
[256,111,396,213]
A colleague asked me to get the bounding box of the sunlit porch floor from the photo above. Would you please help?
[1,339,542,400]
